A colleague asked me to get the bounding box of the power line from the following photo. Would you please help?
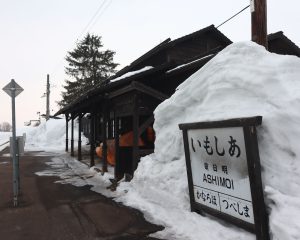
[89,0,113,32]
[51,0,112,76]
[76,0,108,41]
[216,5,250,29]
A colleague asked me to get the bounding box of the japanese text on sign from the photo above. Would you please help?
[188,127,254,224]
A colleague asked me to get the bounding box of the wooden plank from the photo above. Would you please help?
[179,116,262,130]
[114,112,121,179]
[71,116,74,157]
[71,112,80,120]
[114,104,134,117]
[244,125,270,239]
[78,113,83,161]
[138,108,153,116]
[90,112,95,167]
[109,85,134,99]
[131,81,169,101]
[65,114,69,152]
[132,94,140,174]
[109,81,169,102]
[102,104,108,172]
[94,113,99,142]
[138,149,154,156]
[111,93,134,107]
[108,116,112,139]
[138,115,154,137]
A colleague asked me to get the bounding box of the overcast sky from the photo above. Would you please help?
[1,0,299,128]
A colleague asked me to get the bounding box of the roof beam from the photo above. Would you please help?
[131,81,169,101]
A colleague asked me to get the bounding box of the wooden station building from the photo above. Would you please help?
[55,25,300,182]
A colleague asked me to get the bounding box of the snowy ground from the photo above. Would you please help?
[0,132,11,152]
[4,42,300,240]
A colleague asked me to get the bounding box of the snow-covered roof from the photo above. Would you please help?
[110,66,154,83]
[166,54,214,74]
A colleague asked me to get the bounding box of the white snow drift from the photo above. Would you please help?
[116,41,300,240]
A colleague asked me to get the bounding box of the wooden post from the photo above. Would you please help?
[90,112,95,167]
[46,74,50,121]
[65,114,69,152]
[132,94,139,174]
[108,116,112,139]
[114,111,120,179]
[71,114,74,157]
[95,113,99,142]
[78,114,83,161]
[251,0,268,49]
[102,105,108,172]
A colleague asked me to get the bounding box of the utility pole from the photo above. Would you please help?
[46,74,50,121]
[251,0,268,49]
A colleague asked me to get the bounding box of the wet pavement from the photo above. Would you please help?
[0,148,164,240]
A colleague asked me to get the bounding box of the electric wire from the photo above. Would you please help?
[76,0,108,41]
[51,0,112,76]
[216,5,250,29]
[88,0,113,32]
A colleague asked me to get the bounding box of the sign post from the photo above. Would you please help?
[3,79,24,207]
[179,116,269,240]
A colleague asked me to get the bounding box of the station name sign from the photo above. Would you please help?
[179,116,269,240]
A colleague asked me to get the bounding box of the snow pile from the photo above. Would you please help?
[116,42,300,240]
[0,132,11,144]
[0,132,11,151]
[24,119,76,152]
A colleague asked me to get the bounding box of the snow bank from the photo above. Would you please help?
[0,132,11,151]
[24,118,82,152]
[0,121,66,153]
[116,42,300,240]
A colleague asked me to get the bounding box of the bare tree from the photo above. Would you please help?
[0,122,12,132]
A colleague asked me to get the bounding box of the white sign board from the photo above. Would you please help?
[187,127,254,224]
